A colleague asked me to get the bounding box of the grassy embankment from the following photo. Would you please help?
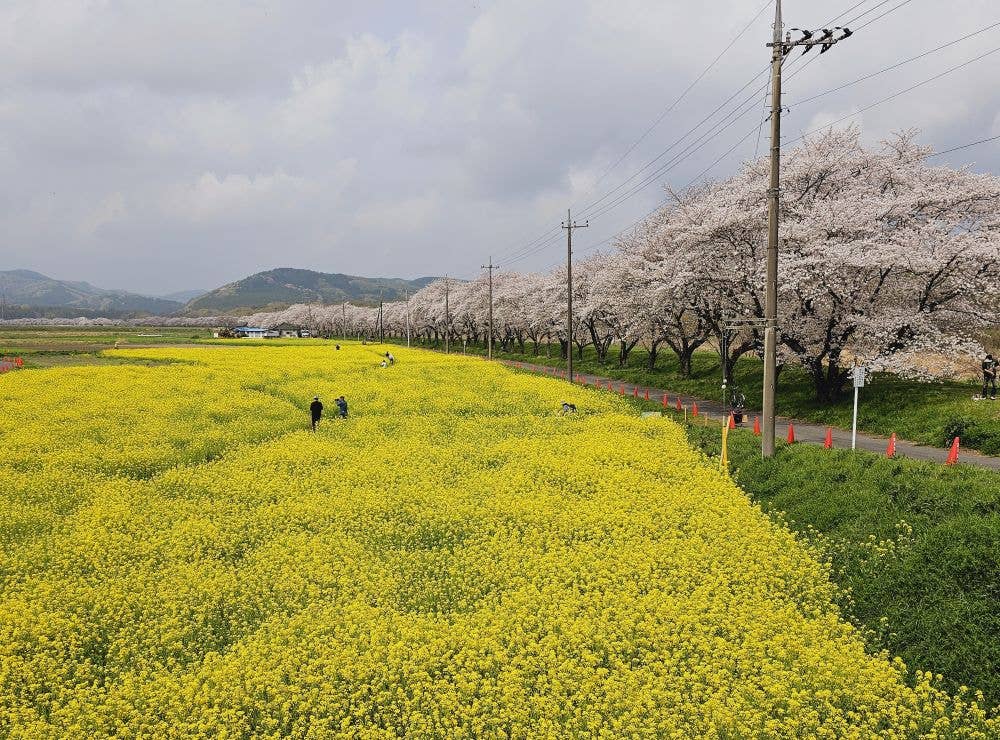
[421,338,1000,454]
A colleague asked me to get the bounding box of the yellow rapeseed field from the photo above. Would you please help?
[0,344,996,738]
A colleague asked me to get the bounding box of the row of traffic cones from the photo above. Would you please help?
[527,363,964,466]
[742,416,962,465]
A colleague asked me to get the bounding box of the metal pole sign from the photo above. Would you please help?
[851,366,866,450]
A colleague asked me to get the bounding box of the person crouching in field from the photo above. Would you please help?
[984,353,998,400]
[310,396,323,431]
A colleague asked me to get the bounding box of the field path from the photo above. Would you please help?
[504,360,1000,471]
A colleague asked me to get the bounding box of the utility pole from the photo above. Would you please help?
[481,257,499,360]
[342,302,347,338]
[762,1,851,458]
[405,290,411,348]
[562,209,588,383]
[444,276,451,354]
[378,291,384,344]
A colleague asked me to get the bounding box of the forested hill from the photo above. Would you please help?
[0,269,183,316]
[182,268,439,314]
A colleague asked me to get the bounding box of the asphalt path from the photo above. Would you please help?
[503,359,1000,472]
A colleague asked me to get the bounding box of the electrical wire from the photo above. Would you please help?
[577,0,964,223]
[587,0,772,191]
[785,44,1000,150]
[490,0,929,269]
[489,2,777,267]
[852,0,918,31]
[787,21,1000,108]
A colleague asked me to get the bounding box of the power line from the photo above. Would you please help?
[787,21,1000,108]
[576,67,770,217]
[576,0,908,220]
[488,0,776,267]
[852,0,918,31]
[491,0,929,271]
[929,134,1000,159]
[841,0,897,27]
[825,0,882,26]
[578,7,989,224]
[587,0,772,191]
[785,44,1000,150]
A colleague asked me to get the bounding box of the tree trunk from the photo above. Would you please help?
[810,360,850,403]
[647,342,659,371]
[618,338,639,367]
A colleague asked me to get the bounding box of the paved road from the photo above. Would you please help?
[503,359,1000,472]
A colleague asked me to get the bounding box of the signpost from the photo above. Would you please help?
[852,366,867,450]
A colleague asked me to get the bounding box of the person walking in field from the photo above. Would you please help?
[336,396,348,419]
[310,396,323,431]
[983,353,998,400]
[385,351,395,365]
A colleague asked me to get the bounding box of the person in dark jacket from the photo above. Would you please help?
[310,396,323,431]
[730,387,747,425]
[984,354,998,400]
[336,396,348,418]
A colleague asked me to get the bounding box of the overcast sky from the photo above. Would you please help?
[1,0,998,295]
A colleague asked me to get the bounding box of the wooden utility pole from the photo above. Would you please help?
[444,276,450,354]
[341,302,347,338]
[378,291,384,344]
[481,257,499,360]
[562,209,588,383]
[405,290,411,347]
[761,2,851,458]
[762,0,783,458]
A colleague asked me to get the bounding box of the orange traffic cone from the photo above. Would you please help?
[886,433,896,458]
[620,385,625,396]
[753,416,761,436]
[824,427,833,449]
[728,414,736,429]
[946,437,960,465]
[644,389,649,401]
[676,397,682,411]
[786,424,796,444]
[662,394,668,408]
[692,402,699,417]
[633,387,638,398]
[607,381,613,391]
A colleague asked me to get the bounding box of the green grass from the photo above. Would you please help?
[0,327,214,368]
[408,338,1000,454]
[674,418,1000,708]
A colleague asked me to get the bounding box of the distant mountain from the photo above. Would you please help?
[158,289,207,303]
[183,268,439,315]
[0,269,183,316]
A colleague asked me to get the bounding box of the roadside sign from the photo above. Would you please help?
[851,366,867,449]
